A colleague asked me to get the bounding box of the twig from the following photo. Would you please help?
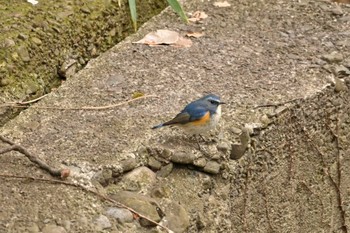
[17,94,49,105]
[0,174,173,233]
[0,135,68,178]
[254,97,302,109]
[0,95,158,110]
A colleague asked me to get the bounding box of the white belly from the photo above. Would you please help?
[180,105,222,135]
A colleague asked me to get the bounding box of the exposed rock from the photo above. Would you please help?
[148,156,162,170]
[121,166,156,191]
[92,169,112,186]
[171,152,196,164]
[94,214,112,230]
[162,201,190,233]
[105,207,133,223]
[334,76,348,92]
[230,143,247,160]
[193,157,207,168]
[18,33,28,40]
[203,161,221,174]
[217,141,230,153]
[31,37,42,45]
[17,45,30,62]
[42,224,67,233]
[157,162,173,177]
[4,38,15,47]
[120,158,137,172]
[150,185,171,198]
[110,191,161,226]
[230,128,250,160]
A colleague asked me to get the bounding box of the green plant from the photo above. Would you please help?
[127,0,188,31]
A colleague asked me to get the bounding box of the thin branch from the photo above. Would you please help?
[0,135,68,178]
[17,94,49,105]
[254,97,302,109]
[0,174,173,233]
[0,94,158,110]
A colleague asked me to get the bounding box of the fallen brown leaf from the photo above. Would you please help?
[134,29,192,48]
[186,31,205,38]
[213,1,231,7]
[188,11,208,22]
[172,37,193,48]
[134,29,179,45]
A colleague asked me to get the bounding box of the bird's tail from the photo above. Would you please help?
[151,123,164,129]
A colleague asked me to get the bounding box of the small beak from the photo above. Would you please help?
[219,102,226,105]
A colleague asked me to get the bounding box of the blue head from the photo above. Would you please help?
[189,94,225,113]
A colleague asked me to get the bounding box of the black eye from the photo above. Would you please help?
[210,100,219,105]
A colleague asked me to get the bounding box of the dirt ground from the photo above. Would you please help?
[1,0,350,232]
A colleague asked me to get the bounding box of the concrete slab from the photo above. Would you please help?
[1,0,350,232]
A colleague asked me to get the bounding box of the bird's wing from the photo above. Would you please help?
[163,106,209,126]
[162,111,191,126]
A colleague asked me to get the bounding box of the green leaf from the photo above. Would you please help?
[128,0,137,31]
[166,0,188,23]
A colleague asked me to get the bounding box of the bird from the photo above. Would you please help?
[152,94,225,135]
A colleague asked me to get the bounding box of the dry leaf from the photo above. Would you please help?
[186,31,205,38]
[188,11,208,22]
[172,37,193,48]
[134,29,192,48]
[134,30,179,45]
[213,1,231,7]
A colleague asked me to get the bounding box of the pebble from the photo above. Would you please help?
[217,142,230,153]
[331,5,343,15]
[18,33,28,40]
[105,207,133,223]
[171,152,196,164]
[230,143,247,160]
[42,224,67,233]
[94,214,112,230]
[193,158,207,168]
[120,158,137,172]
[157,163,173,177]
[203,161,221,174]
[334,76,348,92]
[31,37,42,45]
[148,156,162,170]
[110,191,161,227]
[17,45,30,62]
[121,166,156,190]
[92,169,112,186]
[4,38,15,47]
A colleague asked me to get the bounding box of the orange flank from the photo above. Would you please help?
[192,111,210,126]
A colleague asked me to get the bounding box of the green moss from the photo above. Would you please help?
[0,0,167,126]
